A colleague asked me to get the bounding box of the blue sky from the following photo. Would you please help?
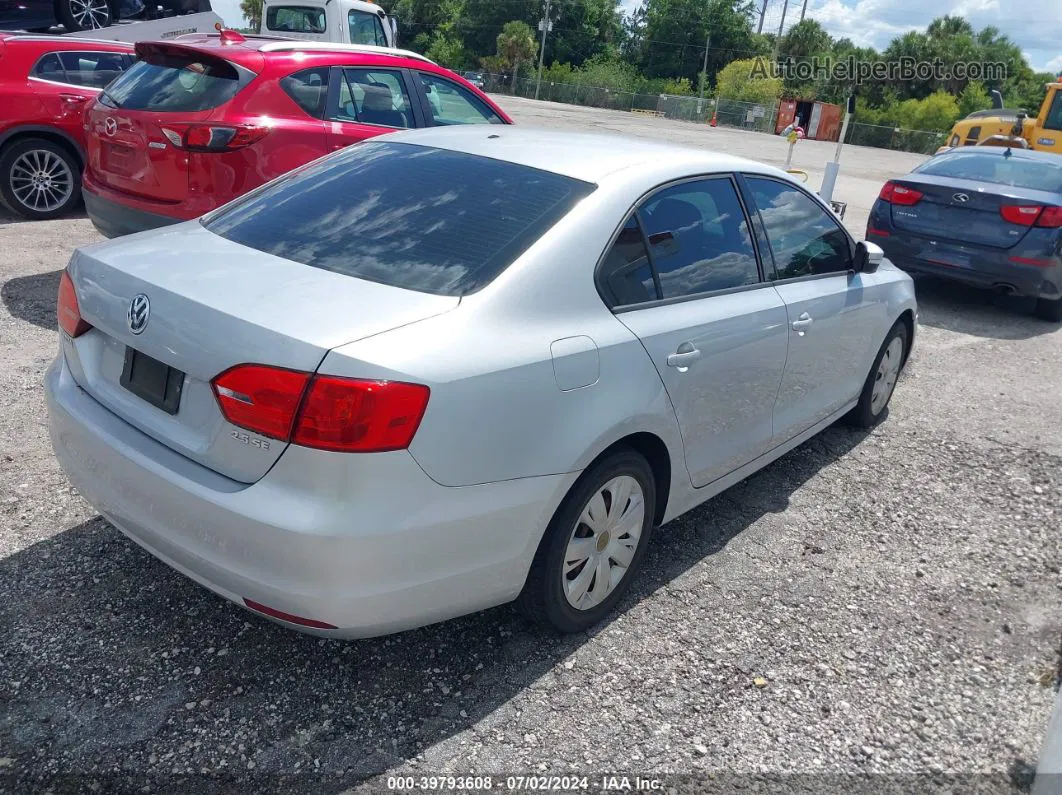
[212,0,1061,74]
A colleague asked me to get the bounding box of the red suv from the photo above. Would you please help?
[82,33,513,237]
[0,34,134,220]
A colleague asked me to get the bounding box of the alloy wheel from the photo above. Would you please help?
[9,150,74,214]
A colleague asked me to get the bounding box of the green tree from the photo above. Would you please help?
[715,57,782,104]
[957,80,990,117]
[549,0,624,67]
[637,0,758,84]
[496,20,537,89]
[239,0,262,30]
[426,32,469,69]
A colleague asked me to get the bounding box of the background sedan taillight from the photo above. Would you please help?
[878,181,924,206]
[212,365,430,453]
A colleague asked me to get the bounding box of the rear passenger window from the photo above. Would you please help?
[638,178,760,299]
[280,67,330,118]
[747,177,852,279]
[599,216,658,307]
[333,68,413,129]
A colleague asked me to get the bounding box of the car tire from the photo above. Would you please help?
[518,449,656,633]
[57,0,113,31]
[1035,297,1062,323]
[845,320,909,429]
[0,139,82,221]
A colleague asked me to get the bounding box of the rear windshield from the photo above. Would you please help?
[915,152,1062,193]
[100,49,252,112]
[203,142,595,296]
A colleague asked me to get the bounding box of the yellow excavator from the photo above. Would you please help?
[937,83,1062,155]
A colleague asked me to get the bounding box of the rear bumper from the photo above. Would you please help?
[46,353,576,638]
[83,187,181,239]
[872,241,1061,300]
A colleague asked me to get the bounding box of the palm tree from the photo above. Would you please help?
[240,0,263,31]
[496,21,537,91]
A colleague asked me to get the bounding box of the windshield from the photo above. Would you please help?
[100,49,251,111]
[348,10,387,46]
[203,142,596,297]
[914,152,1062,193]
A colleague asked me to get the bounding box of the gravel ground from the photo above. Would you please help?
[0,100,1060,794]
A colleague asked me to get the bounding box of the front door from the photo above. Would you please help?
[602,176,790,488]
[742,175,880,442]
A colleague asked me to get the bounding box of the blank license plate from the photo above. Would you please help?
[120,347,184,415]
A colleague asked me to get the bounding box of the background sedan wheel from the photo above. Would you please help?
[0,139,81,221]
[846,320,909,429]
[519,449,656,633]
[58,0,113,31]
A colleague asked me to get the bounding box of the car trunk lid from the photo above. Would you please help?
[888,174,1052,249]
[64,223,459,483]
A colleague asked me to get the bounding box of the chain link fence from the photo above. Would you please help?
[845,123,948,155]
[478,72,944,155]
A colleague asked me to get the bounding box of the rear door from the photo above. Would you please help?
[742,175,881,443]
[324,66,420,151]
[606,176,790,489]
[85,44,257,204]
[30,49,133,130]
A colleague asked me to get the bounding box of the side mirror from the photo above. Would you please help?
[854,241,884,274]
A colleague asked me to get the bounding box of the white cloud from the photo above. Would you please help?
[806,0,1062,73]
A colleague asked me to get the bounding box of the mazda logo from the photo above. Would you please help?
[952,192,970,203]
[104,117,117,136]
[128,294,150,335]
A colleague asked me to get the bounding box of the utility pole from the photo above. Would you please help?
[777,0,789,36]
[800,0,809,22]
[534,0,553,101]
[756,0,768,34]
[699,32,710,100]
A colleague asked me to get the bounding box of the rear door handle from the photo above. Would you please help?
[792,312,814,335]
[667,346,701,368]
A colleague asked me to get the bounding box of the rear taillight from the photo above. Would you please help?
[57,270,92,338]
[1000,204,1043,226]
[878,181,923,206]
[212,365,430,453]
[1036,206,1062,228]
[161,124,269,152]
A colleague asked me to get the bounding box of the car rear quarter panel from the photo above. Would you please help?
[319,180,688,493]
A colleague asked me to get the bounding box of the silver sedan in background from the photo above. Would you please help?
[46,127,917,638]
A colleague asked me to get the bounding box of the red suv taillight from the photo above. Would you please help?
[160,123,270,152]
[211,364,430,453]
[57,270,92,338]
[878,181,923,206]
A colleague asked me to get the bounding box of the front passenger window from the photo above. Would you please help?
[746,177,852,279]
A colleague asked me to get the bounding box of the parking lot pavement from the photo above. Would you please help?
[494,95,931,237]
[0,104,1060,793]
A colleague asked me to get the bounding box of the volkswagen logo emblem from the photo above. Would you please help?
[128,294,150,335]
[952,192,970,203]
[104,117,117,136]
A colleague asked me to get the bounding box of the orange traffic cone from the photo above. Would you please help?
[709,111,718,127]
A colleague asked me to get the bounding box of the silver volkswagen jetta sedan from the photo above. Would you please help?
[46,127,916,637]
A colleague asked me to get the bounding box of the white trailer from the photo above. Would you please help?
[62,10,224,41]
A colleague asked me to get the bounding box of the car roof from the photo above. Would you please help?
[0,33,133,52]
[164,34,436,71]
[928,146,1062,165]
[380,126,787,184]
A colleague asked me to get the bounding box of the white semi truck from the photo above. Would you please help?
[259,0,397,47]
